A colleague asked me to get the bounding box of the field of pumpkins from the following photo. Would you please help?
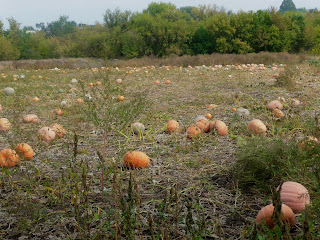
[0,61,319,239]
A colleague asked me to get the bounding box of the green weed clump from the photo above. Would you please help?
[274,66,298,90]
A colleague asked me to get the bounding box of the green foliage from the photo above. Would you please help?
[0,37,20,60]
[280,0,297,14]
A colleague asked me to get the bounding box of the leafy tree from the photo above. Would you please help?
[280,0,296,13]
[104,8,132,30]
[0,37,20,60]
[45,16,77,37]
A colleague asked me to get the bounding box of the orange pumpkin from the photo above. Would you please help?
[164,80,171,84]
[279,181,310,213]
[0,149,19,167]
[76,98,84,104]
[272,109,284,118]
[116,79,123,84]
[167,120,179,132]
[209,120,228,136]
[33,97,40,102]
[124,151,150,169]
[117,96,125,101]
[256,204,295,229]
[38,127,56,142]
[96,81,102,85]
[206,113,212,119]
[186,125,202,139]
[88,82,94,87]
[154,80,160,85]
[207,104,216,109]
[15,143,34,160]
[23,114,39,123]
[55,108,63,115]
[0,118,11,131]
[50,123,66,138]
[267,100,283,111]
[248,119,267,136]
[195,119,210,133]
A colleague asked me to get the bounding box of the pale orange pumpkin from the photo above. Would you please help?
[0,104,2,111]
[88,82,94,87]
[164,80,171,84]
[279,181,310,213]
[116,79,123,84]
[0,118,11,131]
[248,119,267,136]
[55,108,63,115]
[186,125,202,139]
[195,119,210,133]
[154,80,160,85]
[15,143,34,160]
[50,123,66,138]
[256,204,295,229]
[33,97,40,102]
[272,109,284,118]
[167,120,179,132]
[0,149,19,167]
[124,151,150,169]
[96,81,102,85]
[76,98,84,104]
[209,120,228,136]
[206,113,212,119]
[267,100,283,111]
[207,104,216,109]
[23,114,40,123]
[38,127,56,142]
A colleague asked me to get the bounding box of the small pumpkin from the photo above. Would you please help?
[279,181,310,213]
[23,114,40,123]
[272,109,284,118]
[154,80,160,85]
[248,119,267,136]
[38,127,56,142]
[124,151,150,169]
[207,104,216,109]
[267,100,283,111]
[55,108,63,115]
[76,98,84,104]
[196,119,210,133]
[96,81,102,85]
[15,143,34,160]
[50,123,66,138]
[206,113,212,119]
[167,120,179,132]
[164,80,171,84]
[186,125,202,139]
[256,204,295,229]
[298,136,318,151]
[0,104,2,111]
[0,149,19,167]
[131,122,145,135]
[0,118,11,131]
[209,120,228,136]
[33,97,40,102]
[88,82,94,87]
[116,79,123,84]
[117,96,125,101]
[3,87,15,96]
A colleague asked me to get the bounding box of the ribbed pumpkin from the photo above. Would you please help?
[15,143,34,160]
[124,151,150,169]
[195,119,210,133]
[186,125,202,139]
[38,127,56,142]
[209,120,228,136]
[248,119,267,136]
[0,149,19,167]
[279,181,310,213]
[256,204,295,229]
[267,100,283,111]
[272,109,284,118]
[50,123,66,138]
[0,118,11,131]
[23,114,40,123]
[167,120,179,132]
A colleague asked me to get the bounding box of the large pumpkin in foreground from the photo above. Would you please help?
[256,204,295,229]
[0,149,19,167]
[279,181,310,213]
[124,151,150,169]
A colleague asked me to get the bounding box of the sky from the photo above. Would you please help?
[0,0,319,29]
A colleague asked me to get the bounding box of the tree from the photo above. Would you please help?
[280,0,296,13]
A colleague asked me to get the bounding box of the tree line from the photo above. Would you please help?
[1,2,320,61]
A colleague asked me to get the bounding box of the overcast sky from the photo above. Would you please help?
[0,0,319,29]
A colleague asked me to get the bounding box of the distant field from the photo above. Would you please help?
[0,59,319,239]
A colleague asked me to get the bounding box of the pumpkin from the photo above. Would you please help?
[154,80,160,85]
[256,204,295,229]
[298,136,318,151]
[272,109,284,118]
[196,119,210,133]
[0,149,19,167]
[209,120,228,136]
[116,79,123,84]
[0,104,2,111]
[267,100,283,111]
[50,123,66,138]
[248,119,267,136]
[38,127,56,142]
[96,81,102,85]
[231,107,237,112]
[71,79,78,84]
[23,114,40,123]
[167,120,179,132]
[279,181,310,213]
[131,122,145,135]
[124,151,150,169]
[55,108,63,115]
[15,143,34,160]
[33,97,40,102]
[207,104,216,109]
[0,118,11,131]
[117,96,125,101]
[88,82,94,87]
[76,98,84,104]
[186,125,202,139]
[206,113,212,119]
[164,80,171,84]
[3,87,15,96]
